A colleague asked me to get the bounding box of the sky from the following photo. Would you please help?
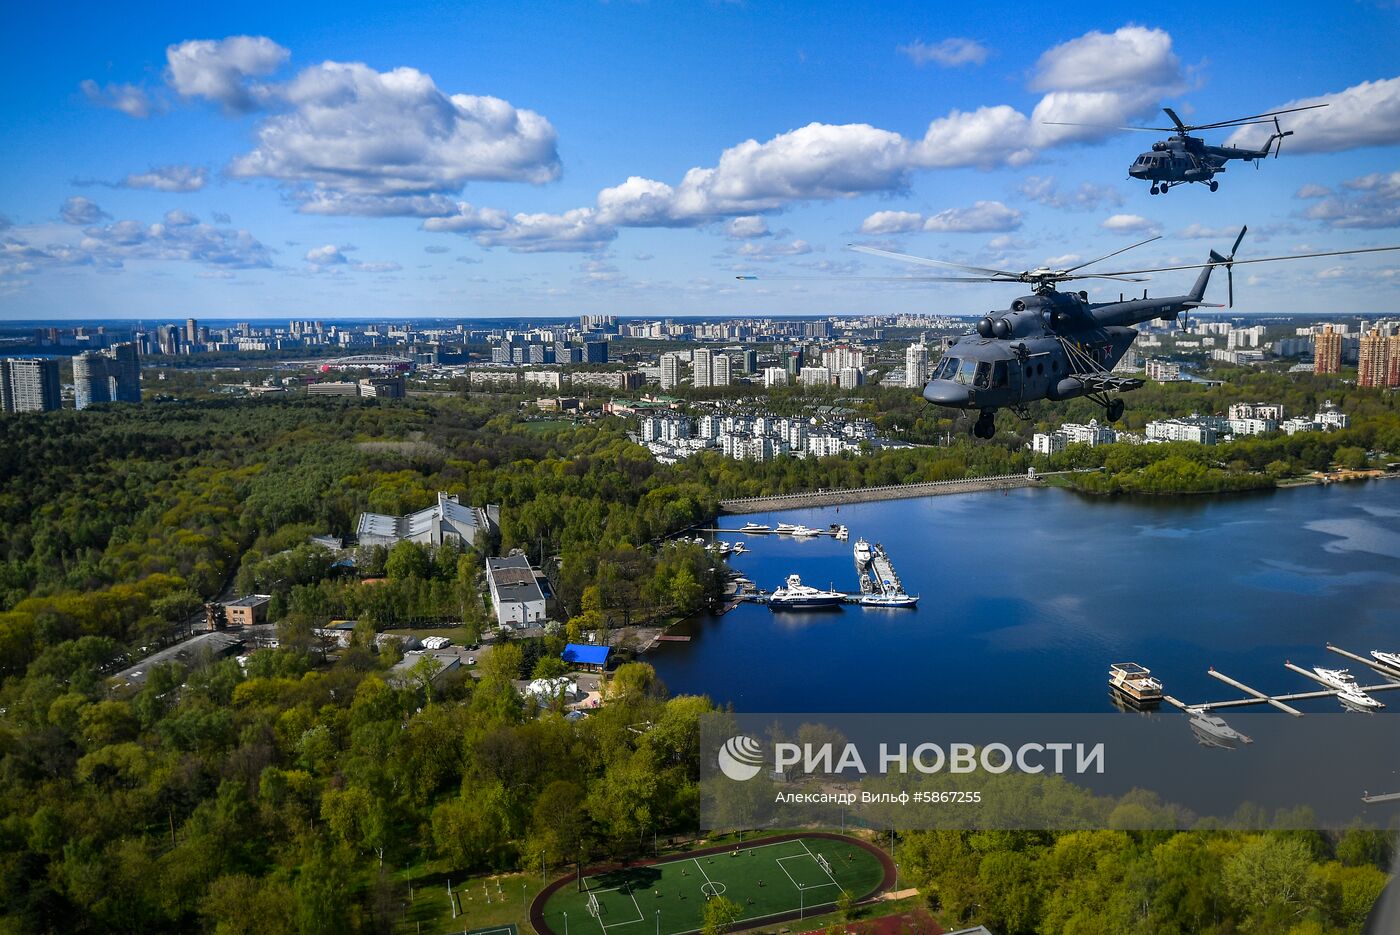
[3,0,1400,320]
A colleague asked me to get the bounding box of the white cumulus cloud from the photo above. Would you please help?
[79,80,154,118]
[123,165,209,192]
[1301,172,1400,229]
[61,197,110,225]
[1102,213,1161,234]
[860,210,924,235]
[922,200,1022,233]
[725,216,771,239]
[165,35,289,112]
[1225,77,1400,153]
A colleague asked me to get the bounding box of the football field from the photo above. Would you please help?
[536,835,889,935]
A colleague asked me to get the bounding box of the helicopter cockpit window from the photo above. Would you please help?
[956,359,978,385]
[973,361,991,388]
[935,357,958,380]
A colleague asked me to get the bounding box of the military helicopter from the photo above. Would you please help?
[746,233,1399,439]
[1046,104,1327,194]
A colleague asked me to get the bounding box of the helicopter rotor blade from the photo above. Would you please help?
[1162,107,1188,132]
[847,244,1012,277]
[1230,226,1248,258]
[1185,102,1329,131]
[1041,121,1176,132]
[1095,243,1400,279]
[1062,235,1162,273]
[735,274,1011,283]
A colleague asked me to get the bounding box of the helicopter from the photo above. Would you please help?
[1046,104,1328,194]
[739,233,1400,439]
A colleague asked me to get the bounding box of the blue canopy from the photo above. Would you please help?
[561,643,610,667]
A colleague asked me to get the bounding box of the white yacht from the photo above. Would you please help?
[730,542,747,554]
[853,538,873,566]
[774,522,799,534]
[740,522,771,533]
[790,524,822,537]
[1337,683,1385,712]
[833,524,849,541]
[1187,709,1253,749]
[1370,650,1400,672]
[857,591,918,608]
[1312,666,1357,692]
[767,574,844,610]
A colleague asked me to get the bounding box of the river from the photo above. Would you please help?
[647,480,1400,713]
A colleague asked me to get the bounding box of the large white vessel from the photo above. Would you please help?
[1187,709,1253,749]
[1108,663,1163,706]
[1312,666,1357,691]
[767,574,844,610]
[853,538,873,566]
[741,522,771,533]
[790,524,822,537]
[1370,650,1400,672]
[857,591,919,608]
[774,522,799,534]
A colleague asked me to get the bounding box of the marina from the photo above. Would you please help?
[647,481,1400,714]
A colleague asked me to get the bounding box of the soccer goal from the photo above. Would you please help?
[815,854,833,877]
[586,893,601,918]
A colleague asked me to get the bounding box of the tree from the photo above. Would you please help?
[668,566,702,613]
[702,896,742,935]
[385,540,431,581]
[1224,835,1326,928]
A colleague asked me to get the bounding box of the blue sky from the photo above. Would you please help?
[3,0,1400,319]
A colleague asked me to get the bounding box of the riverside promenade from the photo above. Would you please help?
[718,469,1087,514]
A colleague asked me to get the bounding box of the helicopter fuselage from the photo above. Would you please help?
[1129,135,1278,189]
[921,277,1210,415]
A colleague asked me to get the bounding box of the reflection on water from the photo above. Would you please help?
[647,480,1400,714]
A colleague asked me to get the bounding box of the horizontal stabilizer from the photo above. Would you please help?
[1069,374,1145,393]
[1182,301,1225,308]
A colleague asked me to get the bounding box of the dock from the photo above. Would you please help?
[1152,644,1400,716]
[716,470,1094,514]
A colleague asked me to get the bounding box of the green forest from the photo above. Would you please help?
[0,388,1394,933]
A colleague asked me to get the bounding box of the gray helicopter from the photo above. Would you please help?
[1047,104,1328,194]
[845,233,1400,438]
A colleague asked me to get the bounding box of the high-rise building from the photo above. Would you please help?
[157,324,181,356]
[904,342,929,389]
[742,349,758,373]
[185,318,199,346]
[692,348,713,388]
[1389,336,1400,388]
[763,367,788,387]
[582,340,608,364]
[1314,324,1342,375]
[3,358,62,412]
[1358,326,1391,388]
[659,353,681,390]
[712,354,731,386]
[72,342,142,409]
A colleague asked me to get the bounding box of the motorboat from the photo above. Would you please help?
[1370,650,1400,672]
[857,592,918,608]
[716,541,732,556]
[774,523,799,534]
[832,524,849,541]
[790,525,822,537]
[767,574,844,610]
[740,522,772,533]
[1186,708,1253,749]
[1337,683,1385,712]
[1312,666,1357,692]
[853,538,873,565]
[730,542,747,554]
[1108,663,1163,705]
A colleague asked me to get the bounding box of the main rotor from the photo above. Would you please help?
[849,238,1159,295]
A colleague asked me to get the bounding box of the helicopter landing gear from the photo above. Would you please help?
[1149,184,1159,195]
[972,410,997,439]
[1208,180,1219,192]
[1106,398,1125,423]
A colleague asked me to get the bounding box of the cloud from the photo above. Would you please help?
[1301,172,1400,229]
[1176,223,1243,239]
[1,213,275,275]
[1296,184,1333,199]
[1102,213,1160,234]
[304,243,400,271]
[424,244,450,254]
[61,196,109,225]
[227,61,560,208]
[165,35,289,112]
[1018,175,1124,211]
[123,164,208,192]
[79,80,154,118]
[1031,26,1180,94]
[577,259,624,286]
[418,202,511,232]
[726,215,771,239]
[1225,77,1400,153]
[163,209,199,227]
[472,208,616,253]
[212,211,231,224]
[898,38,989,68]
[732,239,814,261]
[454,255,482,265]
[860,210,924,235]
[922,200,1022,232]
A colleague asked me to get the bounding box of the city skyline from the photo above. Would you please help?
[3,1,1400,319]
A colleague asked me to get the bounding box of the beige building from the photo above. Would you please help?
[1314,324,1342,375]
[225,594,271,627]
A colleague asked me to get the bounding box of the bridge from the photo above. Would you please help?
[718,470,1085,514]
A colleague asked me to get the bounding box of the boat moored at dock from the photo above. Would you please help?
[1109,662,1163,707]
[766,574,845,610]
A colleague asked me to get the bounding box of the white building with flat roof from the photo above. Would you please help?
[486,554,548,627]
[1032,432,1066,455]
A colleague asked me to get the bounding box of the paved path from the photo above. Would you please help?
[718,471,1087,514]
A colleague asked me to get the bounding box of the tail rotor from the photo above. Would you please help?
[1217,226,1248,308]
